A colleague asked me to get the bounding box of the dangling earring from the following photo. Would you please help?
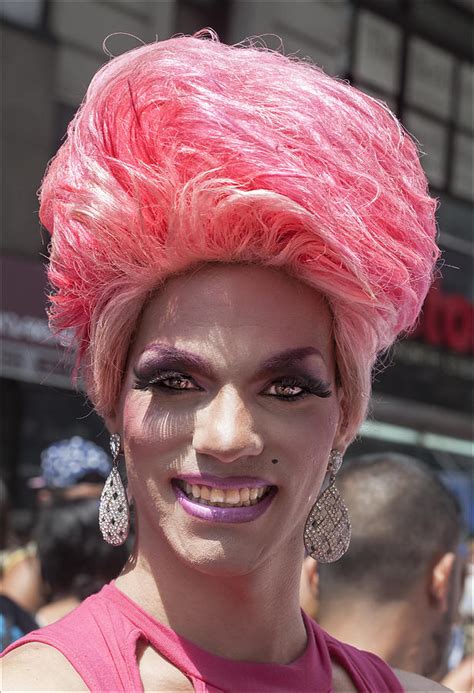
[99,433,130,546]
[304,449,351,563]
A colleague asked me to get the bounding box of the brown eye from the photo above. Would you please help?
[270,383,303,397]
[262,376,332,400]
[163,377,194,390]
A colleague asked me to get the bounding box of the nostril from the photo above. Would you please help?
[192,389,264,460]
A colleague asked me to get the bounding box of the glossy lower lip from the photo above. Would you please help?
[173,474,273,489]
[172,481,278,523]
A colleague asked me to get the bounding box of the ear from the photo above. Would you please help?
[105,415,118,436]
[302,556,319,598]
[300,556,319,619]
[332,385,351,455]
[309,559,319,600]
[430,552,456,611]
[105,406,123,438]
[103,378,127,437]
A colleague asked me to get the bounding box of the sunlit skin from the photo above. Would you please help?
[111,264,347,663]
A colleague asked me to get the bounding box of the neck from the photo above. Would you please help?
[116,521,307,664]
[317,591,430,674]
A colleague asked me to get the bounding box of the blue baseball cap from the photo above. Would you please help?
[30,436,112,489]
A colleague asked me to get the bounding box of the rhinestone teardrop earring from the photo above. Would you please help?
[303,450,351,563]
[99,433,130,546]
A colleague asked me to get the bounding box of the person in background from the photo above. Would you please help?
[2,437,130,634]
[35,497,130,626]
[0,477,41,616]
[29,435,114,504]
[458,539,474,659]
[0,480,39,649]
[307,452,473,692]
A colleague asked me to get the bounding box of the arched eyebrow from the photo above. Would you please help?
[258,347,325,375]
[137,343,215,379]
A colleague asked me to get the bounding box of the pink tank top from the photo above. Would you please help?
[2,582,403,692]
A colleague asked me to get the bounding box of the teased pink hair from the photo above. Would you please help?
[40,32,438,439]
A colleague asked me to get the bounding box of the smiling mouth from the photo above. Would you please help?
[173,479,275,508]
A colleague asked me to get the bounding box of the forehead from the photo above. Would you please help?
[132,264,335,368]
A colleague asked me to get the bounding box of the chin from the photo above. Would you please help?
[182,553,257,578]
[171,532,269,578]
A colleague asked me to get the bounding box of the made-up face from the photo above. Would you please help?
[112,264,345,576]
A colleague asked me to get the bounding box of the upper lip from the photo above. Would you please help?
[173,474,275,489]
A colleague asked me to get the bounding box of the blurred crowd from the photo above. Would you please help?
[1,444,472,691]
[0,437,130,645]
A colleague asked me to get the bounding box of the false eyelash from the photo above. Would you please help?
[269,376,332,400]
[132,370,198,392]
[132,370,332,400]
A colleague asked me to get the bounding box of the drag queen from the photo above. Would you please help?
[2,32,447,692]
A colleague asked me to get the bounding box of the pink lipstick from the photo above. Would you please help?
[171,477,278,524]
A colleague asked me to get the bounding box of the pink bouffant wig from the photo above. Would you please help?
[40,32,438,439]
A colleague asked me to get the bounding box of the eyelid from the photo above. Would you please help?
[133,366,332,398]
[261,374,332,398]
[133,369,203,391]
[263,371,330,387]
[135,355,214,380]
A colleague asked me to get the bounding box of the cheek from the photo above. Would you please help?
[277,399,340,453]
[121,391,193,464]
[284,402,340,496]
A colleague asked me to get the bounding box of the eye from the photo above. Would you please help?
[160,376,196,390]
[263,376,332,401]
[133,371,202,393]
[266,382,305,398]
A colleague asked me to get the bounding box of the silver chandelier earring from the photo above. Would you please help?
[304,449,351,563]
[99,433,130,546]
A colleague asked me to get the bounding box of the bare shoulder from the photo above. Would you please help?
[1,643,88,691]
[394,668,452,692]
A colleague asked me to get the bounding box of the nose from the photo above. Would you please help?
[192,386,264,463]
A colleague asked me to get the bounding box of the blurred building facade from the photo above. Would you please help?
[1,0,472,521]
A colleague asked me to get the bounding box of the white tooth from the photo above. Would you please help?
[200,486,211,500]
[225,488,241,505]
[243,500,251,506]
[210,488,225,502]
[185,482,192,494]
[256,487,265,498]
[192,485,201,499]
[249,488,258,500]
[240,487,250,502]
